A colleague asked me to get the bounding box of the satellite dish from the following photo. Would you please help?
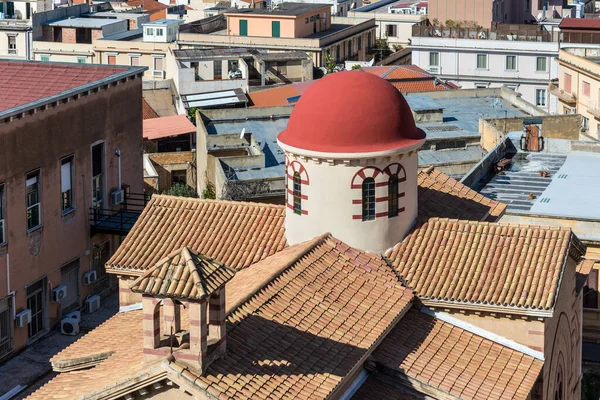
[240,127,246,139]
[536,12,543,20]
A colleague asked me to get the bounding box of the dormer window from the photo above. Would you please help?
[362,177,375,221]
[293,172,302,215]
[388,174,398,218]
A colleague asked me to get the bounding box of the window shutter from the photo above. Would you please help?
[61,161,71,192]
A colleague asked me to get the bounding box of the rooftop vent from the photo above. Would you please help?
[539,198,551,203]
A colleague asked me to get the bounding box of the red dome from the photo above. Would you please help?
[278,70,426,154]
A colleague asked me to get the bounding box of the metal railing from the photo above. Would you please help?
[89,192,150,236]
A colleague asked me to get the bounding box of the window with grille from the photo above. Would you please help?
[293,173,302,215]
[0,183,4,245]
[27,278,46,339]
[536,56,547,72]
[362,178,375,221]
[505,55,516,71]
[26,170,41,231]
[61,156,74,213]
[476,54,487,69]
[0,297,12,359]
[388,175,398,217]
[429,52,439,67]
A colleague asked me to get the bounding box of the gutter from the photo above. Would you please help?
[420,299,554,318]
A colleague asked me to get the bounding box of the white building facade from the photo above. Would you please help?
[411,37,559,113]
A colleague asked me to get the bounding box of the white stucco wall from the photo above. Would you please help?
[410,37,559,112]
[281,145,421,255]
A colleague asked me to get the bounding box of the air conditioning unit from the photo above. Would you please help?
[428,66,440,74]
[61,311,81,336]
[86,295,101,314]
[111,189,124,205]
[15,309,32,328]
[52,285,68,303]
[83,270,97,285]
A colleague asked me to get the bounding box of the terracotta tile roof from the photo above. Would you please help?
[106,195,287,273]
[125,0,168,12]
[559,18,600,30]
[352,376,422,399]
[148,151,193,165]
[417,167,506,224]
[381,65,430,80]
[392,80,453,93]
[387,218,578,311]
[130,247,236,299]
[143,114,196,140]
[371,309,543,400]
[142,97,160,119]
[166,235,414,399]
[0,61,128,113]
[26,311,158,400]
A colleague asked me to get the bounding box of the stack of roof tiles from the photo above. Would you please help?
[130,247,236,299]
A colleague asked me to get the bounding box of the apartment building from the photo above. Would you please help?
[410,30,559,112]
[0,20,31,59]
[351,0,425,49]
[550,47,600,140]
[0,60,145,359]
[178,3,376,67]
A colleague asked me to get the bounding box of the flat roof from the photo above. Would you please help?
[477,138,600,221]
[0,60,146,119]
[48,17,120,28]
[143,18,181,25]
[225,2,330,16]
[253,51,309,61]
[90,11,150,18]
[173,48,252,59]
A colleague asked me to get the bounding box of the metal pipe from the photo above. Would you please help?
[115,150,122,190]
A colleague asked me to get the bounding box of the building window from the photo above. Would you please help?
[476,54,487,69]
[91,143,104,208]
[61,156,74,213]
[7,35,16,55]
[171,170,186,185]
[583,81,591,97]
[239,19,248,36]
[362,177,375,221]
[584,269,599,309]
[130,55,140,66]
[388,175,398,217]
[536,56,547,72]
[25,2,30,19]
[107,55,116,65]
[429,52,439,67]
[26,170,41,231]
[153,56,164,72]
[536,89,547,107]
[92,241,110,294]
[146,27,154,35]
[60,259,80,314]
[76,57,86,64]
[583,116,590,130]
[564,73,572,93]
[27,278,46,339]
[155,28,164,36]
[0,296,13,358]
[0,183,4,245]
[40,54,50,62]
[293,172,301,215]
[213,61,222,80]
[272,21,280,38]
[385,24,397,37]
[505,55,516,71]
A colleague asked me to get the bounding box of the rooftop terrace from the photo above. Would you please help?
[225,2,330,16]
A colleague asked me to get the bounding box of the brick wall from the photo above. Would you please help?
[91,29,103,41]
[62,28,77,44]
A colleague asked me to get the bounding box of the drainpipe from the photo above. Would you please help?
[115,150,122,190]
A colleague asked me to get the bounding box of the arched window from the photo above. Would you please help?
[293,172,302,215]
[388,174,398,217]
[362,177,375,221]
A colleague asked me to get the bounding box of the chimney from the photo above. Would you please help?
[131,247,235,372]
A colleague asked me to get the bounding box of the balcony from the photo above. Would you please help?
[89,192,150,236]
[548,82,576,105]
[586,101,600,119]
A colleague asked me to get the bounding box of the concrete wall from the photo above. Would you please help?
[33,41,95,63]
[32,4,90,40]
[410,37,559,112]
[0,76,143,354]
[95,39,172,79]
[349,11,423,48]
[175,58,249,95]
[428,0,494,29]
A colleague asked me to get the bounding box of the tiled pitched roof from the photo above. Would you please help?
[130,247,236,299]
[142,97,159,119]
[416,167,506,224]
[0,61,128,113]
[106,195,287,273]
[387,218,577,311]
[371,309,543,400]
[351,376,423,399]
[168,235,414,399]
[26,311,155,400]
[392,80,453,93]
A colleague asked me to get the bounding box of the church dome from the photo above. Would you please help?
[277,70,426,154]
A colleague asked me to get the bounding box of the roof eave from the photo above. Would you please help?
[420,299,553,318]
